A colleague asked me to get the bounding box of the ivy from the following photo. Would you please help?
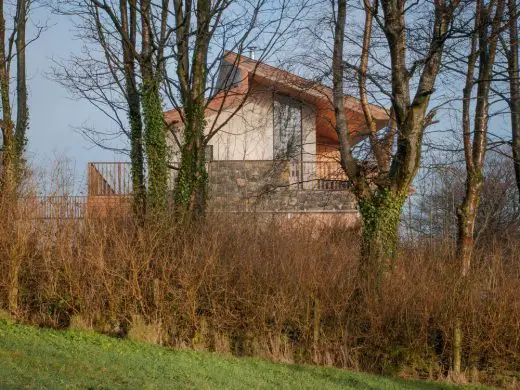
[358,188,406,279]
[173,102,208,219]
[141,80,168,212]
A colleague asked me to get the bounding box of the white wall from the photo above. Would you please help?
[167,82,317,163]
[209,84,274,160]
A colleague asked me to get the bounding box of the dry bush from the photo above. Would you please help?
[0,210,519,387]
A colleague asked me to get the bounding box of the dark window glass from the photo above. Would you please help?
[205,145,214,162]
[273,96,302,160]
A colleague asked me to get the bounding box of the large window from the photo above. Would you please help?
[215,59,242,92]
[273,96,302,160]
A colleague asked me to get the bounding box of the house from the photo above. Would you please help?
[87,52,390,223]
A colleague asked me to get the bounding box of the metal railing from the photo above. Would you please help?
[88,162,132,196]
[86,159,350,197]
[20,196,88,219]
[288,160,349,190]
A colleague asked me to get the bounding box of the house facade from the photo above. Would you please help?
[85,52,389,222]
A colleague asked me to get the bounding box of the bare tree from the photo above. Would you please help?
[170,0,307,221]
[170,0,216,220]
[54,0,173,216]
[0,0,31,202]
[504,0,520,200]
[332,0,460,283]
[89,0,171,212]
[457,0,505,276]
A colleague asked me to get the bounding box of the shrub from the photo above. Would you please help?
[0,212,518,387]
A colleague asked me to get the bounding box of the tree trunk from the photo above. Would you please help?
[173,104,208,221]
[141,78,168,211]
[172,0,211,221]
[121,0,146,221]
[457,175,482,276]
[507,0,520,201]
[14,0,27,184]
[358,189,406,284]
[0,0,15,202]
[129,93,147,220]
[140,0,168,211]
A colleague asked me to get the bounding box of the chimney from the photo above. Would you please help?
[247,46,257,60]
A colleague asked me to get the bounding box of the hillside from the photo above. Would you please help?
[0,319,485,389]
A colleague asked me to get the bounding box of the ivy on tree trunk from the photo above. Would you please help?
[142,80,168,212]
[173,104,208,221]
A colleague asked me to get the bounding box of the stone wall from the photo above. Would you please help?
[207,160,357,212]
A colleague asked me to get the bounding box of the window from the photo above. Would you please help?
[205,144,214,162]
[215,60,242,92]
[273,96,302,160]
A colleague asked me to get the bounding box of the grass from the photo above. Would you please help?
[0,319,485,389]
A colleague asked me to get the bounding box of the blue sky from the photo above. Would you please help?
[26,7,121,184]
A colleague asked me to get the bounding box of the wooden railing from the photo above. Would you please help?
[88,162,132,196]
[20,196,88,219]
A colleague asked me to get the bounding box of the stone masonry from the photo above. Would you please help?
[207,160,358,212]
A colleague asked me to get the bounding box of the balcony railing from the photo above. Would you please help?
[288,160,349,190]
[86,159,350,197]
[88,162,132,196]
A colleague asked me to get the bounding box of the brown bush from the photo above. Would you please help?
[0,212,519,387]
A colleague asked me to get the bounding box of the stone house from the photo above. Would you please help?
[87,52,390,223]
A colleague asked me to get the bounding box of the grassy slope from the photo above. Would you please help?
[0,320,484,390]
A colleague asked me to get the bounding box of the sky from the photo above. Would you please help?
[26,7,122,190]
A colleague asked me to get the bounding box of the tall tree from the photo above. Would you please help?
[120,0,147,220]
[171,0,213,220]
[92,0,169,212]
[0,0,36,315]
[170,0,306,221]
[453,0,505,374]
[505,0,520,201]
[457,0,505,277]
[332,0,460,283]
[0,0,30,202]
[55,0,172,217]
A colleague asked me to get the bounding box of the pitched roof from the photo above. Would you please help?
[164,52,390,145]
[222,51,388,120]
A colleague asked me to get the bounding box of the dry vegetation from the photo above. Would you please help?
[0,208,518,387]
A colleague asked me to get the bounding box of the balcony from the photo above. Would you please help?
[88,162,133,196]
[81,159,357,214]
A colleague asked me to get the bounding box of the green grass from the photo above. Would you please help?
[0,318,484,389]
